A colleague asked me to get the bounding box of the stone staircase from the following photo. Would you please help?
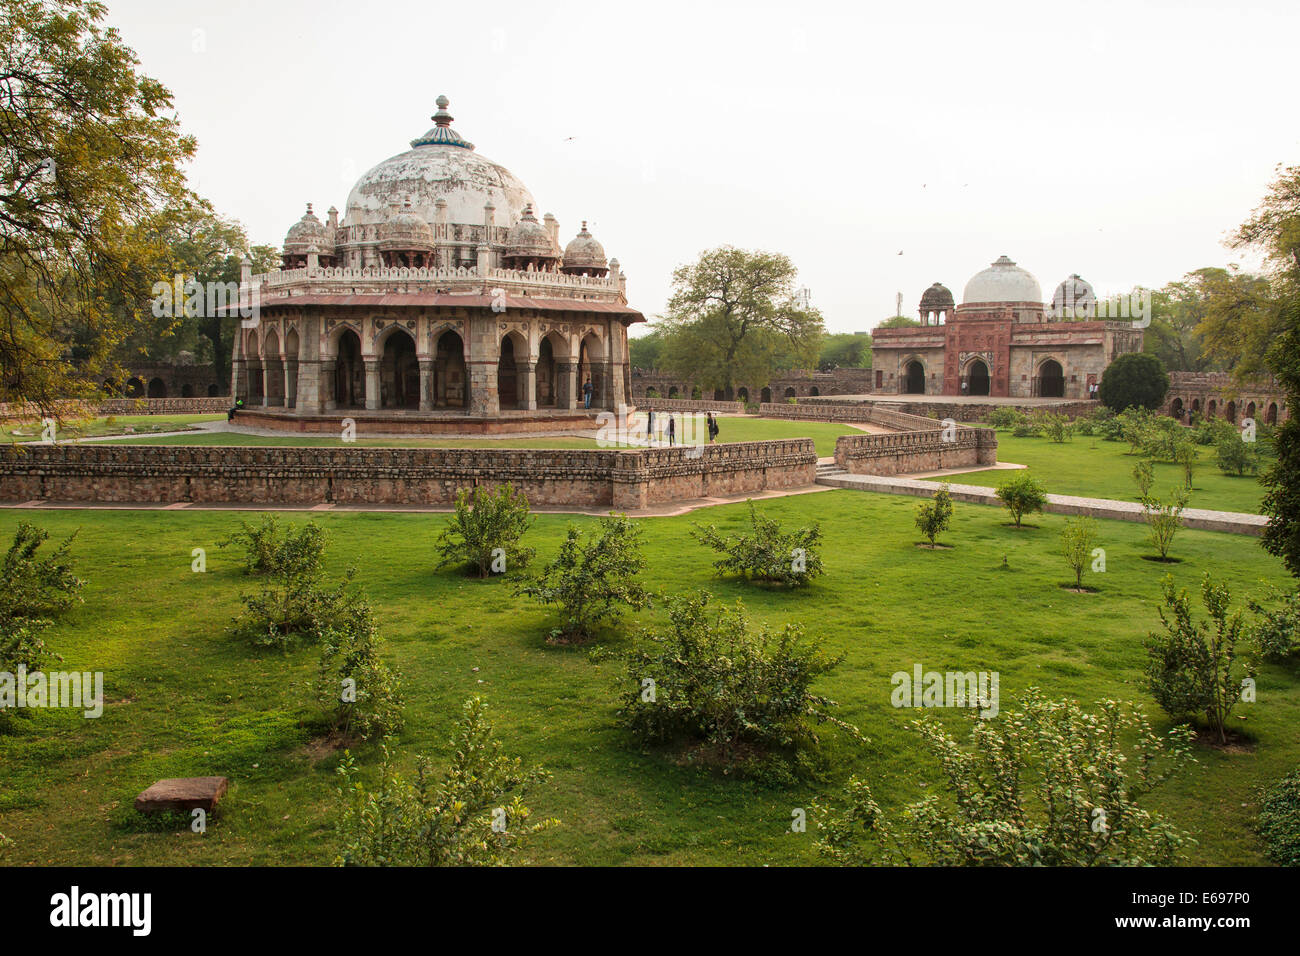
[815,461,848,485]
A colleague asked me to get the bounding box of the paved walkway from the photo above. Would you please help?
[814,471,1268,536]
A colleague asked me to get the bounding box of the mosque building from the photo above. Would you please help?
[231,96,642,429]
[870,256,1144,399]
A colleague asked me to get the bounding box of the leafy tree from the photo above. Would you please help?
[0,0,197,408]
[334,697,554,866]
[914,483,953,547]
[814,689,1195,866]
[517,514,649,642]
[876,315,920,329]
[1060,516,1099,590]
[628,327,666,370]
[616,591,860,776]
[1143,487,1190,561]
[1098,353,1170,412]
[1216,432,1260,476]
[1132,458,1155,499]
[0,522,83,627]
[658,247,824,393]
[1144,573,1250,745]
[818,332,871,370]
[995,473,1047,528]
[691,500,824,585]
[1173,434,1198,488]
[436,484,535,578]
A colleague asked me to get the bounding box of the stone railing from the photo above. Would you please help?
[257,264,621,296]
[833,427,998,476]
[0,439,817,511]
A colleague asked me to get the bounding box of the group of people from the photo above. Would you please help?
[642,408,720,447]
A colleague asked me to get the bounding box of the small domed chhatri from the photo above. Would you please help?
[918,282,954,325]
[870,255,1144,400]
[231,96,643,429]
[282,204,335,269]
[563,222,608,277]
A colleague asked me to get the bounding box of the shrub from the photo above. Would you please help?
[1144,573,1251,745]
[1011,420,1041,438]
[222,514,326,579]
[315,602,404,740]
[1173,435,1198,488]
[690,500,824,585]
[1099,352,1170,412]
[914,484,953,547]
[986,407,1025,430]
[616,591,861,776]
[1216,433,1261,476]
[0,522,83,627]
[813,689,1194,866]
[517,514,649,642]
[333,697,554,866]
[1258,769,1300,867]
[995,473,1047,528]
[436,484,535,578]
[1142,487,1189,560]
[228,548,369,652]
[1041,412,1073,443]
[1249,587,1300,662]
[1132,458,1155,499]
[1060,516,1099,590]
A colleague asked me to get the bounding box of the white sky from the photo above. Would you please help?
[104,0,1299,335]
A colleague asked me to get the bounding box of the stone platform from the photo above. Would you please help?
[135,776,228,813]
[233,406,623,436]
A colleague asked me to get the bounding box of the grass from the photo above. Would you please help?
[946,431,1271,514]
[0,491,1295,866]
[5,414,223,441]
[92,416,861,459]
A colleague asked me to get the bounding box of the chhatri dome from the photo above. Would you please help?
[962,255,1043,304]
[343,95,536,228]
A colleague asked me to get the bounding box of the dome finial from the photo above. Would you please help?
[433,95,453,127]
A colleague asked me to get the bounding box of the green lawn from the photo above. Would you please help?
[946,431,1271,514]
[0,492,1294,866]
[6,414,224,441]
[102,416,861,459]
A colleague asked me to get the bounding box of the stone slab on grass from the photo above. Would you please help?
[135,776,228,814]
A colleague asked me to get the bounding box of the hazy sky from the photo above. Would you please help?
[105,0,1298,335]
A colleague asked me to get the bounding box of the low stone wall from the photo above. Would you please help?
[800,396,1096,423]
[0,440,817,511]
[0,397,231,422]
[757,401,941,431]
[833,428,998,476]
[637,398,746,415]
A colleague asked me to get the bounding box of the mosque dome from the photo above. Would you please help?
[342,96,536,229]
[562,221,608,275]
[919,281,954,310]
[962,255,1042,304]
[283,203,333,257]
[1051,273,1096,318]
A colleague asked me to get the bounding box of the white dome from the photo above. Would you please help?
[962,255,1043,304]
[342,97,536,229]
